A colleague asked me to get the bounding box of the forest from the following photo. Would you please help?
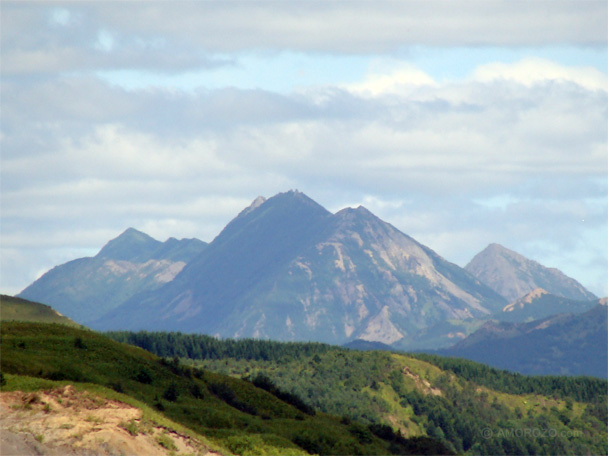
[107,330,608,455]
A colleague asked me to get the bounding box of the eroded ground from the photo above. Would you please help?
[0,385,221,456]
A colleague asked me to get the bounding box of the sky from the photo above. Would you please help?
[2,1,607,297]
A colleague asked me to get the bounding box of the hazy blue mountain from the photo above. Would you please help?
[496,288,602,323]
[92,191,506,348]
[465,243,597,302]
[96,227,162,262]
[18,228,207,324]
[439,303,608,378]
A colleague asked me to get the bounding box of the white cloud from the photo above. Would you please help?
[473,58,608,91]
[2,1,607,297]
[343,65,437,96]
[3,2,606,76]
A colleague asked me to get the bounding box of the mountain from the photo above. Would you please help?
[439,303,608,378]
[18,229,207,324]
[93,190,506,348]
[497,288,602,322]
[465,243,597,302]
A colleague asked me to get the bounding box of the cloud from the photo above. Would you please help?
[473,58,608,91]
[2,2,607,296]
[94,1,607,50]
[3,1,606,77]
[343,65,437,96]
[0,3,232,76]
[5,63,606,200]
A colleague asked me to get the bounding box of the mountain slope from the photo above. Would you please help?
[18,229,207,324]
[465,243,597,302]
[93,191,506,348]
[94,191,334,333]
[223,205,506,347]
[439,303,608,377]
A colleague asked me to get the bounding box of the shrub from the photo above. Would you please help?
[134,368,153,384]
[163,382,179,402]
[108,381,124,393]
[189,383,204,399]
[156,433,177,451]
[74,337,87,349]
[119,420,139,436]
[226,435,268,456]
[154,400,165,411]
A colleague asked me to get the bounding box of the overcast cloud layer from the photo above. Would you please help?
[2,1,607,297]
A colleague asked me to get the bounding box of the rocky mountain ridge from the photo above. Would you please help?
[17,191,599,351]
[18,230,207,324]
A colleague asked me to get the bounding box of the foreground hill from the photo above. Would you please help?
[92,190,505,348]
[0,295,81,327]
[107,330,608,455]
[465,243,597,302]
[18,229,207,324]
[439,304,608,378]
[1,321,449,455]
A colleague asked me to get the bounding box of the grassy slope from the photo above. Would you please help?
[192,345,607,455]
[0,295,82,327]
[0,322,450,456]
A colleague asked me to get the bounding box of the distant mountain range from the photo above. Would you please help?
[17,190,601,355]
[439,302,608,378]
[89,191,506,347]
[18,229,207,323]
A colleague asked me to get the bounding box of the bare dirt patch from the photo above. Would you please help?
[0,385,221,456]
[401,367,442,396]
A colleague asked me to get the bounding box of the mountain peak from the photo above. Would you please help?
[96,228,161,261]
[466,244,597,302]
[481,243,525,260]
[335,205,377,219]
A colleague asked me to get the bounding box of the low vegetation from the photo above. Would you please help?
[1,322,451,455]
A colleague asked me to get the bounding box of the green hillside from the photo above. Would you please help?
[0,295,82,327]
[0,322,450,455]
[107,331,608,455]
